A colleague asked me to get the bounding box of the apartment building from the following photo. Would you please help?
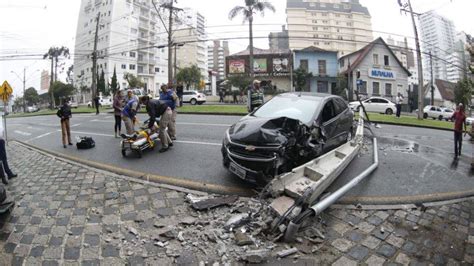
[174,8,208,82]
[286,0,373,56]
[73,0,168,98]
[269,25,289,50]
[208,40,229,82]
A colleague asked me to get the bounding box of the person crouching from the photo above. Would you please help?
[139,96,173,153]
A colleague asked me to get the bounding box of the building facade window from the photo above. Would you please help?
[372,82,380,95]
[121,64,127,69]
[385,83,392,96]
[300,60,309,71]
[384,55,390,66]
[317,81,328,93]
[130,52,136,57]
[129,64,136,70]
[373,54,379,65]
[359,81,367,94]
[318,60,326,75]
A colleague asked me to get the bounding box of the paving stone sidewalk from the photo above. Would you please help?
[0,142,473,265]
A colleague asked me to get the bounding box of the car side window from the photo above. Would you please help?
[334,98,347,115]
[430,107,436,111]
[322,100,336,123]
[380,99,388,103]
[437,108,442,112]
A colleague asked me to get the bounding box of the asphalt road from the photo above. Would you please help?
[5,112,474,203]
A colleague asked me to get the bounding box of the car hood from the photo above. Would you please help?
[228,116,304,146]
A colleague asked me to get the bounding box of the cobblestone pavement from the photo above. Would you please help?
[0,142,473,265]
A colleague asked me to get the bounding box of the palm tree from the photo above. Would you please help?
[43,46,70,108]
[229,0,275,78]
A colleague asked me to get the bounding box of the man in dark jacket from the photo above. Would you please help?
[57,100,72,148]
[94,96,100,115]
[140,96,173,153]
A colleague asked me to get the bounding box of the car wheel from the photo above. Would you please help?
[88,104,91,108]
[197,102,204,105]
[385,108,393,115]
[190,98,197,105]
[438,115,443,121]
[355,106,360,112]
[136,149,142,158]
[121,149,127,157]
[423,113,428,119]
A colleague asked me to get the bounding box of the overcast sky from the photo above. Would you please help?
[1,0,473,97]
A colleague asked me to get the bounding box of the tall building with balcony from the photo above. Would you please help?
[447,31,471,83]
[419,10,456,81]
[174,8,208,82]
[286,0,373,56]
[40,70,50,94]
[207,40,229,82]
[73,0,168,98]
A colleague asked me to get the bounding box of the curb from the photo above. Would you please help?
[14,140,255,197]
[370,120,453,132]
[7,110,113,119]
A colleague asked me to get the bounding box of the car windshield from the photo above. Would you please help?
[253,96,322,124]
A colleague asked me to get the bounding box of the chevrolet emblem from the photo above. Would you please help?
[245,145,256,151]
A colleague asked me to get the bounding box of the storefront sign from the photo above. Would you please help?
[253,58,267,73]
[229,59,245,74]
[368,68,396,80]
[273,58,289,73]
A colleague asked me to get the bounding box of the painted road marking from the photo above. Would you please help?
[25,131,57,143]
[90,120,230,127]
[13,130,31,136]
[69,130,221,146]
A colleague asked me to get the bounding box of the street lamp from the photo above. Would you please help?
[11,68,39,112]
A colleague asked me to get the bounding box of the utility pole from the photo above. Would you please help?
[91,12,100,106]
[174,44,177,82]
[429,51,434,105]
[22,68,26,113]
[49,57,54,108]
[167,1,174,85]
[400,0,425,119]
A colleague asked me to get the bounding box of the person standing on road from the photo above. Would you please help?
[451,103,467,159]
[219,89,224,103]
[57,99,73,148]
[94,96,100,115]
[176,84,184,107]
[140,96,173,153]
[0,116,17,185]
[121,90,139,135]
[247,80,264,112]
[160,84,178,140]
[113,90,124,138]
[396,93,404,118]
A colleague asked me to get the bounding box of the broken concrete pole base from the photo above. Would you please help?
[242,249,269,263]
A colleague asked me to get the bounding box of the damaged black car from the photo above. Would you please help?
[222,92,354,184]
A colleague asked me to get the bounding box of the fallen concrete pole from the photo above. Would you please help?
[284,137,379,242]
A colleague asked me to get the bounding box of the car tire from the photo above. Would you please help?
[355,106,361,112]
[121,149,127,157]
[438,115,443,121]
[197,102,204,105]
[385,108,393,115]
[423,113,428,119]
[190,98,197,105]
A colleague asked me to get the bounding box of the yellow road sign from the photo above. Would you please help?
[0,81,13,103]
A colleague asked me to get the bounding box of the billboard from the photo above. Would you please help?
[253,58,267,73]
[273,58,289,73]
[229,59,245,74]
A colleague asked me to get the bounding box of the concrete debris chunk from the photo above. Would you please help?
[269,196,296,217]
[154,241,168,247]
[234,231,254,246]
[217,243,227,257]
[186,194,212,204]
[277,247,298,258]
[179,216,197,225]
[159,226,178,239]
[191,195,239,211]
[128,227,138,236]
[224,213,249,230]
[177,231,185,242]
[243,249,269,263]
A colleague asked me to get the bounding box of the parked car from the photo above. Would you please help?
[441,107,454,121]
[348,97,396,115]
[69,101,79,108]
[182,91,206,105]
[87,97,112,107]
[466,116,474,125]
[423,105,445,120]
[26,106,38,113]
[222,92,354,184]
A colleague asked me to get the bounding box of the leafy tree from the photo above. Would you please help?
[293,67,312,92]
[176,65,202,90]
[454,77,473,109]
[43,46,70,107]
[24,87,39,106]
[66,65,74,84]
[50,81,76,106]
[229,0,275,77]
[110,66,120,95]
[13,97,23,112]
[98,69,108,96]
[124,73,144,88]
[333,74,348,100]
[227,75,251,93]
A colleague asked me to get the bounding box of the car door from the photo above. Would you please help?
[378,98,390,113]
[363,99,374,112]
[319,99,339,151]
[333,98,352,143]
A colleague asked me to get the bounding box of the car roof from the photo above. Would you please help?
[277,92,339,101]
